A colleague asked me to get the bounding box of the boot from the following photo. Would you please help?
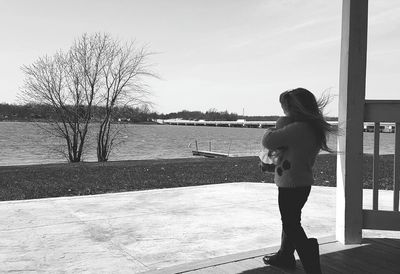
[263,251,296,269]
[297,238,322,274]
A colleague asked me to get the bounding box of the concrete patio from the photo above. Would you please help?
[0,183,399,273]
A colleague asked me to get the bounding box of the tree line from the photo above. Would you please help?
[0,103,155,123]
[0,104,293,123]
[0,103,338,123]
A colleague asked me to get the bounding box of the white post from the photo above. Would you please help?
[336,0,368,244]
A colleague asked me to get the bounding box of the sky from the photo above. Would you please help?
[0,0,399,116]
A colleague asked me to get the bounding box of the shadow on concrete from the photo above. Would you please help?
[238,266,277,274]
[238,238,400,274]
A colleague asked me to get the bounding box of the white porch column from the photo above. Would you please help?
[336,0,368,244]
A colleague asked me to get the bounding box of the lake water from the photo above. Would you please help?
[0,122,395,166]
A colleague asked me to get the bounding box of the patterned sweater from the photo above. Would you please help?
[262,121,320,188]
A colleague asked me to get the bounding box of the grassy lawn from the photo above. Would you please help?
[0,154,394,201]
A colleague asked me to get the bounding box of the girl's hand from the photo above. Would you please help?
[264,127,277,138]
[259,161,276,173]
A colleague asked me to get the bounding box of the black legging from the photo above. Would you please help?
[278,186,311,256]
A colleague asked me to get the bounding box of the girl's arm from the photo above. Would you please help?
[275,116,293,129]
[262,122,304,150]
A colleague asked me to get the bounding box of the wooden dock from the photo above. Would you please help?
[191,139,230,158]
[143,236,400,274]
[192,150,229,158]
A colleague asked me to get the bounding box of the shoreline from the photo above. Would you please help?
[0,154,395,201]
[0,152,395,169]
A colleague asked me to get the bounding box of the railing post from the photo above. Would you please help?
[372,122,380,210]
[336,0,368,244]
[394,122,400,211]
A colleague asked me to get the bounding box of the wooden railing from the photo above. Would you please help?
[362,100,400,230]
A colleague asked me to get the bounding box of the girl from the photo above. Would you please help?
[261,88,336,274]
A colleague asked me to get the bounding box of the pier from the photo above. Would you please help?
[156,118,277,128]
[156,119,395,132]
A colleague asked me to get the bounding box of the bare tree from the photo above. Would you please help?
[96,36,155,162]
[20,34,108,162]
[21,33,156,163]
[21,53,83,162]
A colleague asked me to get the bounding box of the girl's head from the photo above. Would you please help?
[279,88,336,152]
[279,88,321,119]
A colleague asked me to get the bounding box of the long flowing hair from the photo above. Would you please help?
[279,88,336,152]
